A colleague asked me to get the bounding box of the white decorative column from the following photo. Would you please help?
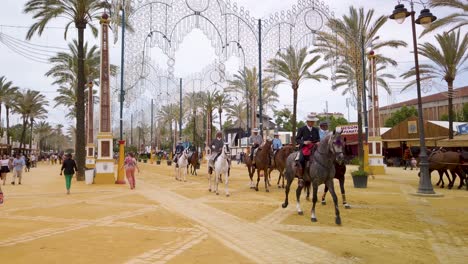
[367,51,385,175]
[95,13,115,184]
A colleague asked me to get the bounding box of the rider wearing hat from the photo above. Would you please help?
[295,113,320,176]
[173,140,185,166]
[319,121,329,140]
[249,128,263,167]
[208,131,225,174]
[272,132,282,152]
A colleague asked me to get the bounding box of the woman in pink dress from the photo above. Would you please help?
[121,152,140,189]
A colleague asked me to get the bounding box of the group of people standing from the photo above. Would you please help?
[0,153,35,205]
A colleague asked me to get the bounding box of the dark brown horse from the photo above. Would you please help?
[187,151,199,176]
[320,161,350,208]
[424,150,466,189]
[268,145,295,188]
[254,140,273,192]
[244,154,256,189]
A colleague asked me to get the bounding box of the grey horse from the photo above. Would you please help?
[282,129,345,225]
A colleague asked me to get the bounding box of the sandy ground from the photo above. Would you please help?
[0,160,467,263]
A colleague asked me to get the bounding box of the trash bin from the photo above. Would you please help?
[85,169,94,184]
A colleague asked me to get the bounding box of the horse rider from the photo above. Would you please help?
[295,113,320,177]
[319,121,329,140]
[208,131,225,174]
[249,128,263,167]
[173,140,185,167]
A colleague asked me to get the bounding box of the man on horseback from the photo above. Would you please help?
[295,113,320,177]
[272,132,283,152]
[249,128,263,168]
[208,131,224,174]
[173,140,185,168]
[319,121,329,140]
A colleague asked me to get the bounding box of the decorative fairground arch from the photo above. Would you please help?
[112,0,336,135]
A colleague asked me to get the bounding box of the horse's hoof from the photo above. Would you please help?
[266,189,270,193]
[321,200,326,205]
[282,203,288,208]
[226,193,230,197]
[216,192,219,196]
[344,204,351,209]
[255,188,259,192]
[311,218,317,222]
[208,188,211,192]
[298,211,304,215]
[335,217,342,225]
[277,185,281,189]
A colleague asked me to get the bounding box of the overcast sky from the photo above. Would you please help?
[0,0,466,133]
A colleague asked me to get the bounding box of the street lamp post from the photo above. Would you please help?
[389,1,437,195]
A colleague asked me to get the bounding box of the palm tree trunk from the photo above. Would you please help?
[19,118,28,151]
[75,25,86,181]
[30,119,34,153]
[356,63,364,171]
[219,109,222,131]
[448,80,454,139]
[6,106,10,145]
[0,103,2,133]
[292,85,298,146]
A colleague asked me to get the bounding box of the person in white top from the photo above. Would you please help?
[0,155,11,186]
[31,154,36,168]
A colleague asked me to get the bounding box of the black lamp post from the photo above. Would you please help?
[389,1,437,195]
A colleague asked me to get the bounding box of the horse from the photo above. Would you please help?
[423,149,466,189]
[244,153,256,189]
[253,139,273,192]
[208,144,231,196]
[268,145,295,188]
[282,130,344,225]
[187,150,199,176]
[176,149,189,182]
[320,161,351,209]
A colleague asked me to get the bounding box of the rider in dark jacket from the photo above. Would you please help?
[173,141,185,165]
[296,113,320,176]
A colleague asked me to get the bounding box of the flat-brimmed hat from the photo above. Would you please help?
[273,132,279,136]
[306,114,319,122]
[252,128,259,133]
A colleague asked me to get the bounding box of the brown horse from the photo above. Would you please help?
[268,145,295,188]
[244,153,256,189]
[423,150,466,189]
[187,151,199,176]
[253,140,273,192]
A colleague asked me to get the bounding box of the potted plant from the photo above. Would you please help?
[167,160,172,166]
[156,155,161,165]
[351,169,369,188]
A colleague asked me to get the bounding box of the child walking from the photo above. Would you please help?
[60,153,77,194]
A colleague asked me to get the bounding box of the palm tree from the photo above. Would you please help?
[225,67,279,130]
[266,46,328,145]
[313,6,407,168]
[157,104,179,152]
[34,121,52,152]
[213,92,232,131]
[24,0,111,179]
[225,102,248,129]
[401,30,468,139]
[11,90,48,151]
[0,76,19,144]
[421,0,467,36]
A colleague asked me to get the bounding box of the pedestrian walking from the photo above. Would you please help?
[1,155,10,186]
[12,154,25,185]
[25,155,31,172]
[121,152,140,190]
[60,153,77,195]
[403,146,412,170]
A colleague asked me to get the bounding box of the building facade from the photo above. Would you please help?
[379,86,468,126]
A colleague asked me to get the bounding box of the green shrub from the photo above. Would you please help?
[350,157,360,165]
[351,170,369,177]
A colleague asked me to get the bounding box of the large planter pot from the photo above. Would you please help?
[352,175,368,188]
[167,160,172,166]
[143,160,148,163]
[156,160,161,165]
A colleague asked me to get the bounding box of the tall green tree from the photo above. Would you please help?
[266,46,328,145]
[273,108,305,132]
[24,0,111,180]
[0,76,19,144]
[213,92,231,131]
[421,0,468,36]
[11,90,48,150]
[313,6,407,169]
[401,30,468,139]
[384,106,418,127]
[225,67,279,131]
[34,121,52,152]
[225,102,247,130]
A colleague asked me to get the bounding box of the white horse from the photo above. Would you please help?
[176,149,189,182]
[209,144,231,196]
